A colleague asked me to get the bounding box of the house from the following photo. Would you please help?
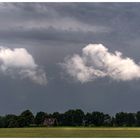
[43,117,57,126]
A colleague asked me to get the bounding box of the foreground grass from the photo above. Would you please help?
[1,127,140,137]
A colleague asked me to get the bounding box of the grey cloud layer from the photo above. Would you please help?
[0,3,140,84]
[0,3,140,115]
[0,3,113,44]
[0,47,47,85]
[0,3,139,45]
[62,44,140,83]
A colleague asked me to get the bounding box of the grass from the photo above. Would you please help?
[0,127,140,137]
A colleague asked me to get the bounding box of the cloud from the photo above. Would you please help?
[0,3,110,33]
[0,47,47,85]
[62,44,140,83]
[0,3,112,45]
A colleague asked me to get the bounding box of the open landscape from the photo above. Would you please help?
[0,2,140,138]
[1,127,140,138]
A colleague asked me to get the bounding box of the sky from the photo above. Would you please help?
[0,3,140,115]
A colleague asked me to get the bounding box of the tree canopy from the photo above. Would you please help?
[0,109,140,128]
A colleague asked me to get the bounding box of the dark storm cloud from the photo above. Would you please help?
[0,3,111,44]
[0,28,110,45]
[0,3,139,46]
[0,3,140,115]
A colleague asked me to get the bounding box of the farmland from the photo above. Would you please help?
[0,127,140,137]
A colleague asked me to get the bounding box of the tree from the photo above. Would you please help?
[52,112,62,126]
[63,110,76,126]
[115,112,127,126]
[85,112,111,126]
[17,116,27,127]
[62,109,85,126]
[110,117,116,126]
[18,110,34,127]
[4,114,19,128]
[103,114,112,126]
[35,112,46,125]
[0,116,6,128]
[127,113,136,126]
[85,112,92,126]
[136,111,140,126]
[115,112,136,126]
[75,109,85,126]
[90,112,105,126]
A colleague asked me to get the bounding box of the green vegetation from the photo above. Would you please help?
[1,127,140,137]
[1,109,140,128]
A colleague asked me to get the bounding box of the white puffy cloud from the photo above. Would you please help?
[62,44,140,83]
[0,47,47,85]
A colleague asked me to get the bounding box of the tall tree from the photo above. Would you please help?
[4,114,19,128]
[136,111,140,126]
[0,116,6,128]
[115,112,126,126]
[63,109,84,126]
[52,112,62,126]
[85,112,92,126]
[91,112,105,126]
[18,110,34,127]
[127,113,136,126]
[35,112,46,125]
[103,114,112,126]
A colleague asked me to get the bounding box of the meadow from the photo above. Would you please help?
[0,127,140,137]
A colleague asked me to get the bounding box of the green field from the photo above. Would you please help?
[1,127,140,137]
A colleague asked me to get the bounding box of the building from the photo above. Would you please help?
[43,117,57,126]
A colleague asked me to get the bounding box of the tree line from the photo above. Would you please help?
[0,109,140,128]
